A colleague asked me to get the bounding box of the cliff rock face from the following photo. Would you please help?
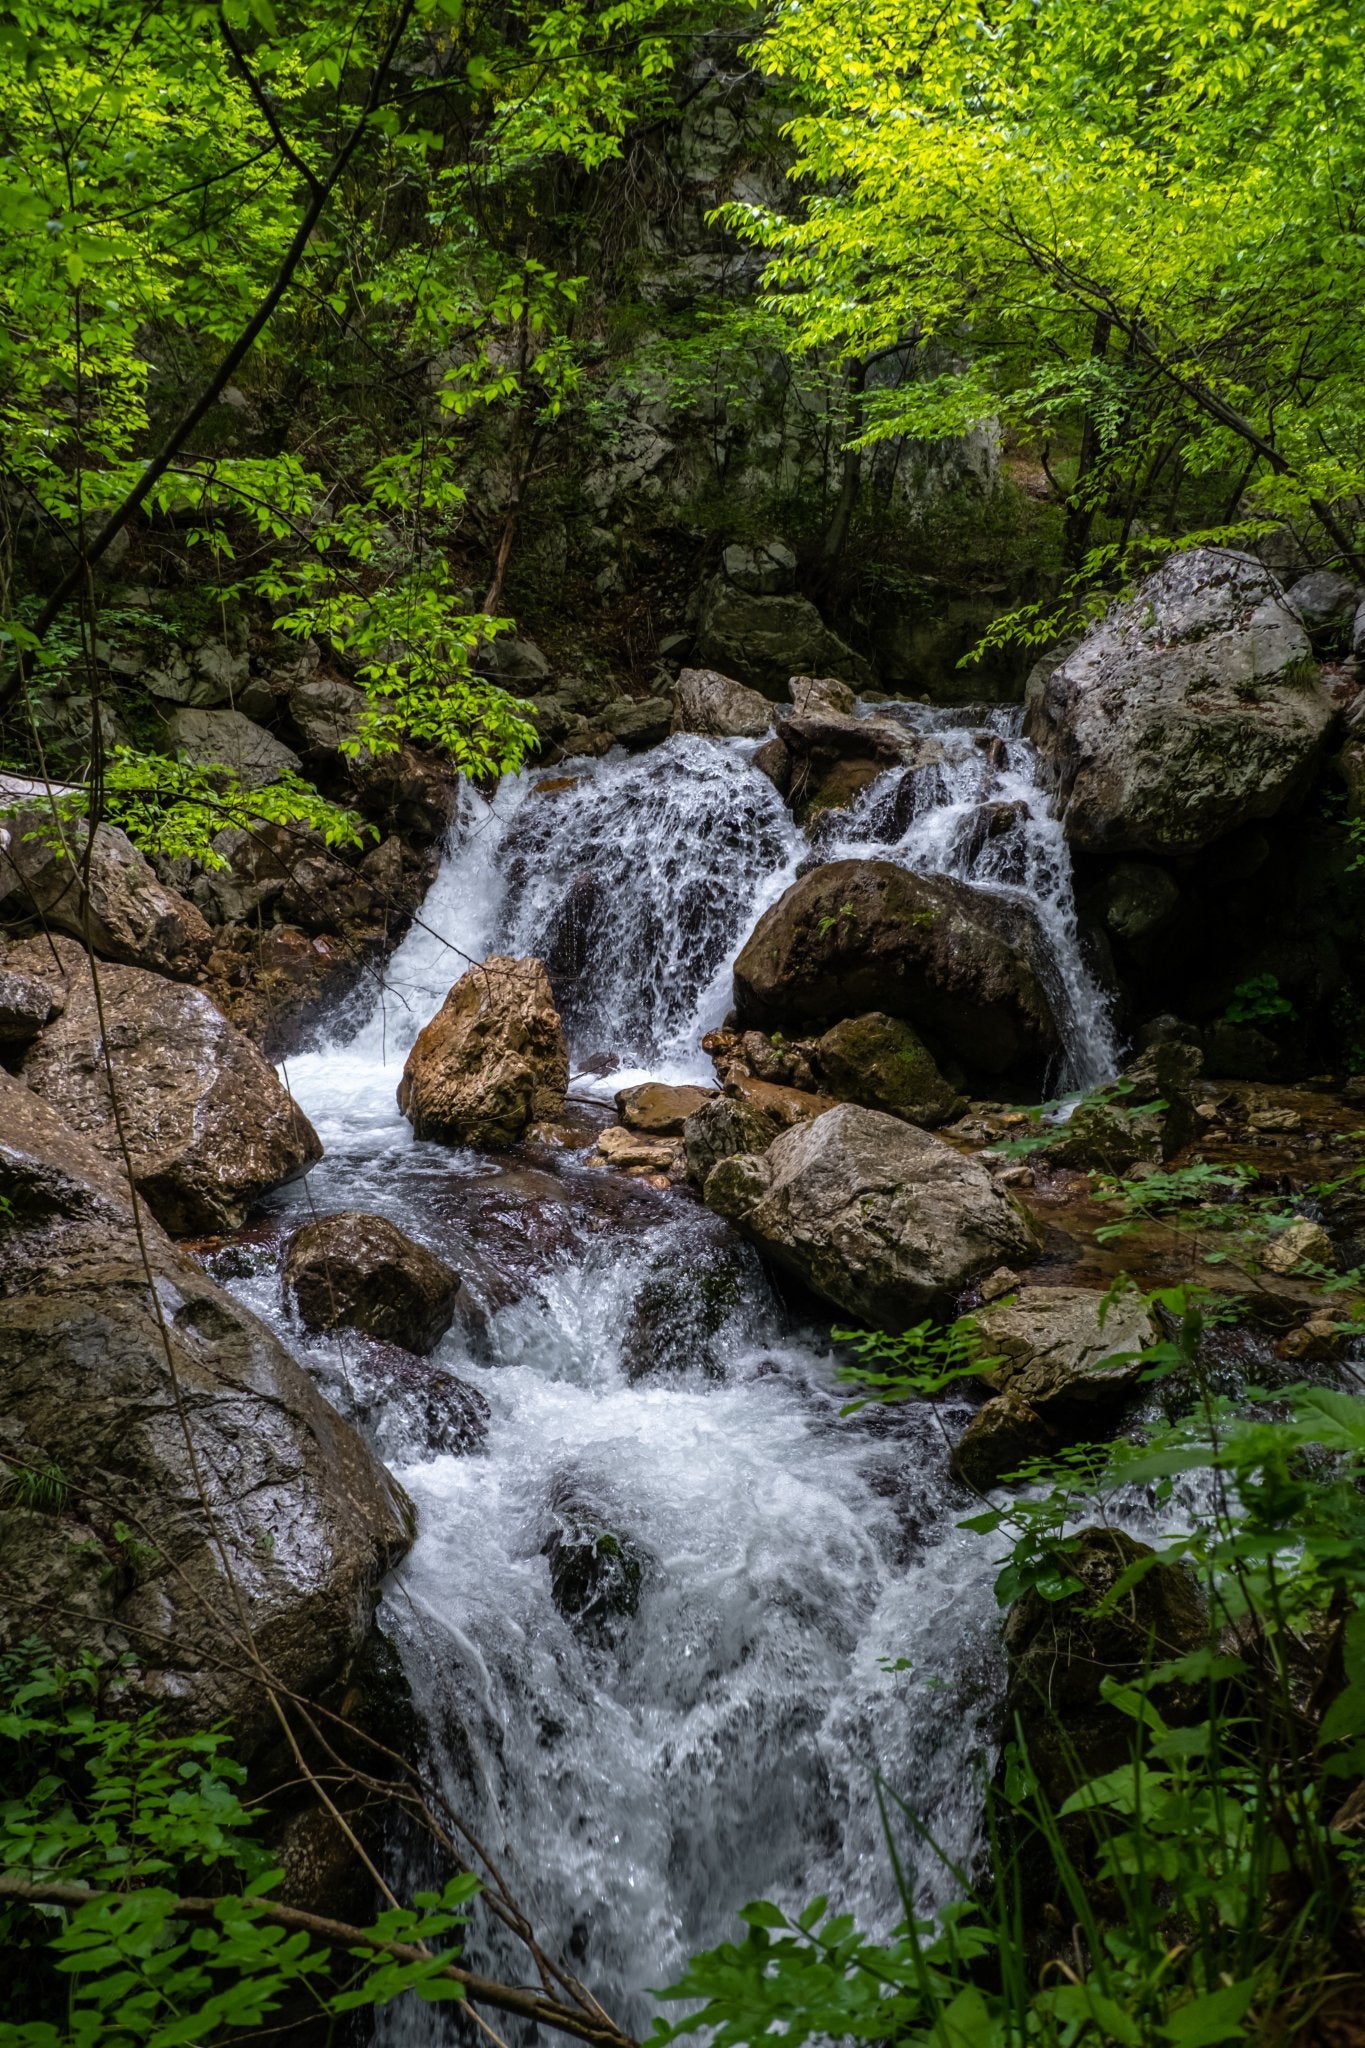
[12,935,321,1235]
[704,1102,1038,1325]
[0,1069,410,1756]
[398,954,569,1148]
[733,859,1059,1078]
[1024,549,1332,854]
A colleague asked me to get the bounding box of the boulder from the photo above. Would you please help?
[288,675,366,758]
[789,674,856,716]
[949,1390,1046,1493]
[703,1102,1038,1326]
[1091,861,1181,945]
[0,811,211,978]
[726,1072,836,1129]
[812,1012,965,1127]
[733,859,1060,1078]
[397,954,568,1148]
[1260,1218,1334,1275]
[0,965,60,1047]
[615,1080,716,1134]
[601,695,673,748]
[972,1282,1155,1418]
[695,577,874,700]
[284,1212,461,1355]
[751,736,792,796]
[671,666,774,739]
[722,538,797,596]
[13,935,321,1234]
[476,633,551,686]
[1285,568,1360,653]
[167,707,303,789]
[1003,1526,1208,1808]
[543,1492,646,1634]
[683,1093,784,1187]
[1024,550,1331,855]
[0,1069,410,1754]
[780,701,917,821]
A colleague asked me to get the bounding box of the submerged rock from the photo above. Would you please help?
[542,1485,647,1632]
[733,858,1059,1078]
[13,936,321,1233]
[0,1069,411,1753]
[812,1011,965,1127]
[1024,549,1332,854]
[284,1211,461,1354]
[398,954,568,1148]
[0,811,211,977]
[704,1102,1038,1325]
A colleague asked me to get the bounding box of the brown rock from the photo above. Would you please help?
[13,935,321,1234]
[615,1080,717,1135]
[683,1094,784,1186]
[812,1011,965,1127]
[589,1125,684,1173]
[950,1390,1048,1492]
[0,811,210,978]
[398,955,568,1148]
[284,1211,461,1355]
[727,1073,837,1127]
[0,1068,410,1755]
[733,858,1059,1078]
[751,737,792,797]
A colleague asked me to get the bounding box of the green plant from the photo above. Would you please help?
[0,1463,70,1515]
[1223,974,1297,1026]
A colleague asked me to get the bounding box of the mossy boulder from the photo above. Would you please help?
[812,1011,966,1127]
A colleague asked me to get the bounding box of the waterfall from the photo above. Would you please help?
[238,705,1118,2040]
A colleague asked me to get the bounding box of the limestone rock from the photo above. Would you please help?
[1285,568,1360,653]
[1260,1218,1334,1275]
[722,538,797,595]
[1025,549,1332,854]
[671,666,774,739]
[751,736,792,796]
[0,965,61,1046]
[13,935,321,1234]
[616,1080,716,1134]
[703,1102,1038,1325]
[167,707,303,789]
[289,675,366,757]
[0,812,211,978]
[683,1093,784,1187]
[477,634,551,686]
[284,1211,461,1355]
[726,1072,836,1129]
[397,955,568,1148]
[733,858,1060,1078]
[950,1390,1046,1493]
[789,674,857,716]
[696,577,873,699]
[812,1011,965,1127]
[601,695,673,748]
[0,1069,410,1754]
[589,1124,683,1174]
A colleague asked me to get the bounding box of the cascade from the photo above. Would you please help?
[230,706,1121,2039]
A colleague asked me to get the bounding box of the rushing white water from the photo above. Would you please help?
[236,706,1120,2039]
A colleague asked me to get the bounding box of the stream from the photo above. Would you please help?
[223,705,1121,2038]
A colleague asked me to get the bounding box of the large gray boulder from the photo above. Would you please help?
[733,858,1060,1077]
[703,1102,1038,1325]
[695,577,873,700]
[398,954,568,1148]
[0,1069,411,1753]
[13,935,321,1234]
[167,707,302,789]
[671,666,774,739]
[1284,568,1360,653]
[0,809,211,978]
[1024,549,1332,854]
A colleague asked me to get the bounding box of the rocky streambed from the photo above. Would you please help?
[4,547,1365,2038]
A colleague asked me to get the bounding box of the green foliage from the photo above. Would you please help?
[1224,974,1297,1026]
[0,1642,481,2043]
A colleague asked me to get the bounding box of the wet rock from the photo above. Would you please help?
[0,1068,411,1754]
[789,674,856,717]
[14,935,321,1234]
[1285,568,1360,653]
[780,701,917,823]
[1024,549,1332,854]
[1092,861,1181,944]
[951,1286,1158,1488]
[0,812,211,978]
[284,1211,461,1355]
[588,1125,683,1175]
[1003,1526,1208,1808]
[812,1011,965,1128]
[1038,1098,1164,1174]
[615,1080,716,1134]
[704,1102,1038,1326]
[601,695,673,748]
[695,578,873,699]
[621,1232,755,1381]
[722,538,797,596]
[0,965,60,1048]
[671,665,774,739]
[167,707,303,789]
[683,1093,783,1186]
[353,1350,490,1457]
[733,858,1060,1079]
[542,1489,646,1631]
[1260,1218,1334,1275]
[398,955,568,1149]
[751,736,792,796]
[726,1073,835,1129]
